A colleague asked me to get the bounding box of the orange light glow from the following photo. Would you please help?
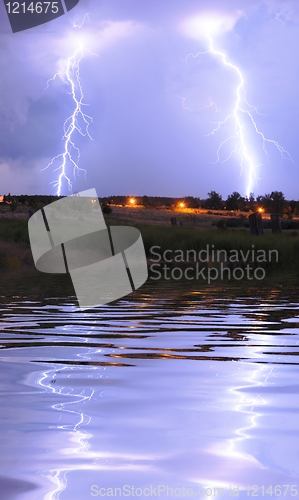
[258,207,263,213]
[179,202,185,208]
[129,198,135,205]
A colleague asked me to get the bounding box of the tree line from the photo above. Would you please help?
[1,191,298,217]
[204,191,298,216]
[101,192,298,216]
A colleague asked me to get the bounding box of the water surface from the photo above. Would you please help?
[0,280,299,499]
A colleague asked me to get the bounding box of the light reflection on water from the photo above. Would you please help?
[0,281,299,499]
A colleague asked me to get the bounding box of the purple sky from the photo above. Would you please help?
[0,0,298,199]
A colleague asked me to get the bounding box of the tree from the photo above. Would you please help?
[258,193,272,212]
[257,191,287,214]
[102,203,112,215]
[256,195,264,205]
[225,192,245,211]
[184,196,201,209]
[246,193,256,212]
[5,193,12,204]
[270,191,287,215]
[205,191,223,210]
[28,197,38,209]
[291,200,299,217]
[248,193,255,203]
[142,195,152,208]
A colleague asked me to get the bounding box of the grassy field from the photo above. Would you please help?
[140,224,299,260]
[0,207,298,277]
[108,207,299,273]
[107,205,219,227]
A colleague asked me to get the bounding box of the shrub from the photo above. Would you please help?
[216,219,227,230]
[102,203,112,215]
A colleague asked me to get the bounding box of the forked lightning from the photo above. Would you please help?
[186,34,293,197]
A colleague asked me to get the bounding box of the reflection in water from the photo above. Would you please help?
[226,365,271,463]
[38,364,95,500]
[0,282,299,498]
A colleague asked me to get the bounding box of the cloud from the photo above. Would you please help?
[0,158,54,194]
[181,11,245,40]
[265,0,299,24]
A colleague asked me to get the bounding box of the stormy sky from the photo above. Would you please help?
[0,0,298,199]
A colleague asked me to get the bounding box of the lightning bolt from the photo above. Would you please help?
[186,34,293,197]
[73,13,90,29]
[178,95,220,113]
[43,43,97,196]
